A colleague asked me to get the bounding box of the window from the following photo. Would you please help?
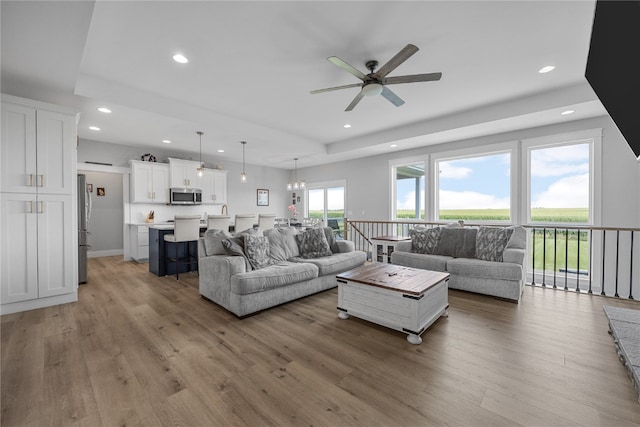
[435,152,511,222]
[392,162,425,219]
[528,142,591,224]
[306,180,346,232]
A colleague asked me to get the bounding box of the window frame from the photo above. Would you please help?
[430,142,517,224]
[521,129,602,226]
[389,157,428,221]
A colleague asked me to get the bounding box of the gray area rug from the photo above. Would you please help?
[603,305,640,403]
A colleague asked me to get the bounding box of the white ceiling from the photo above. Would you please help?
[1,1,606,169]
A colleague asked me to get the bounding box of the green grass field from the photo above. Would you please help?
[397,208,589,223]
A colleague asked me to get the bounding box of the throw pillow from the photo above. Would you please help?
[323,226,340,254]
[264,227,300,261]
[221,237,253,270]
[244,235,272,270]
[295,227,332,259]
[203,229,232,256]
[410,227,441,254]
[476,226,515,262]
[434,228,478,258]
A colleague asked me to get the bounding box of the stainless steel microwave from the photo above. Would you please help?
[169,187,202,205]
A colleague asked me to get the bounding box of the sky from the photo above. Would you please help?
[397,143,590,211]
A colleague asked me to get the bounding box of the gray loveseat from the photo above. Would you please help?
[198,226,366,317]
[390,225,527,302]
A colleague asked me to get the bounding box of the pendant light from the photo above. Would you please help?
[196,131,204,177]
[240,141,247,183]
[287,158,305,190]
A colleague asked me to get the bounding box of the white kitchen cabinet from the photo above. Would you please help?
[130,160,169,203]
[169,158,201,188]
[1,188,75,307]
[199,168,228,204]
[130,225,149,262]
[1,98,75,195]
[1,95,78,315]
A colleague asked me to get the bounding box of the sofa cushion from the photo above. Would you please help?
[446,258,523,281]
[323,226,340,254]
[505,225,527,250]
[203,229,232,256]
[435,228,477,258]
[410,227,441,254]
[221,228,263,270]
[244,235,272,270]
[264,227,300,262]
[290,251,366,276]
[389,251,451,272]
[476,226,514,262]
[231,262,319,295]
[296,227,333,258]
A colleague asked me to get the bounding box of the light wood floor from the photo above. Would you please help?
[2,256,640,426]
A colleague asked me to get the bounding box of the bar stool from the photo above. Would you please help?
[164,215,201,280]
[204,215,231,236]
[234,214,256,234]
[257,214,277,230]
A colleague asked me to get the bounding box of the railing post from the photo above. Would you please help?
[588,229,593,294]
[576,230,581,293]
[531,228,536,286]
[542,228,547,287]
[601,230,606,296]
[564,228,569,291]
[630,231,635,300]
[615,230,620,298]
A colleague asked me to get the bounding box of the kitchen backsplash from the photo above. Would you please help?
[128,203,227,224]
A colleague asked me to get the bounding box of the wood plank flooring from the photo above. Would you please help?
[2,256,640,426]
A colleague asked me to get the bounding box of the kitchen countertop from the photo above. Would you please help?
[128,221,208,229]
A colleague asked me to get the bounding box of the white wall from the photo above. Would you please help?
[81,171,123,255]
[298,115,640,228]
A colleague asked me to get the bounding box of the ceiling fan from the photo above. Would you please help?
[310,44,442,111]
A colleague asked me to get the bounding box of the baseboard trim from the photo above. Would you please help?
[88,249,124,258]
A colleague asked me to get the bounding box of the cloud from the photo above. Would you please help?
[439,163,472,179]
[532,173,589,208]
[439,190,510,209]
[530,144,589,177]
[397,190,423,210]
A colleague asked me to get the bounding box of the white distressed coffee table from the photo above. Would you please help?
[336,263,449,344]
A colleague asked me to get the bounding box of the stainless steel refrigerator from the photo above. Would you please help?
[78,174,92,284]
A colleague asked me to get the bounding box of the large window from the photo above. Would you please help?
[392,162,425,219]
[528,142,591,224]
[435,152,511,222]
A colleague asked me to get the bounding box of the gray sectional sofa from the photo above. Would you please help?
[198,226,366,317]
[390,225,527,302]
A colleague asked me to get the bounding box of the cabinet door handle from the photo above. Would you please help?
[153,192,155,199]
[29,174,34,187]
[39,175,44,187]
[28,201,33,213]
[39,201,44,214]
[148,192,152,199]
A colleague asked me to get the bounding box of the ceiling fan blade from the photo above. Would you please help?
[373,44,419,79]
[383,72,442,85]
[380,86,405,107]
[310,83,363,94]
[345,90,365,111]
[328,56,367,80]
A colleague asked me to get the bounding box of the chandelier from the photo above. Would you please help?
[287,158,305,190]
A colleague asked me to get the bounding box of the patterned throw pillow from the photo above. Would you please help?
[410,227,441,254]
[244,235,272,270]
[475,226,515,262]
[295,227,333,259]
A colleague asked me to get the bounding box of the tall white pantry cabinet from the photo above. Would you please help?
[0,94,79,315]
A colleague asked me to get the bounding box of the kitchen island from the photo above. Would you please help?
[148,222,207,277]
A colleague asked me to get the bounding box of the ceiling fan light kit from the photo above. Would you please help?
[310,44,442,111]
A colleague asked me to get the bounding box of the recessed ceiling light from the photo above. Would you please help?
[561,110,575,115]
[390,144,398,148]
[89,126,100,131]
[538,65,555,73]
[97,107,111,114]
[343,124,352,128]
[173,53,188,64]
[217,149,224,153]
[162,139,171,144]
